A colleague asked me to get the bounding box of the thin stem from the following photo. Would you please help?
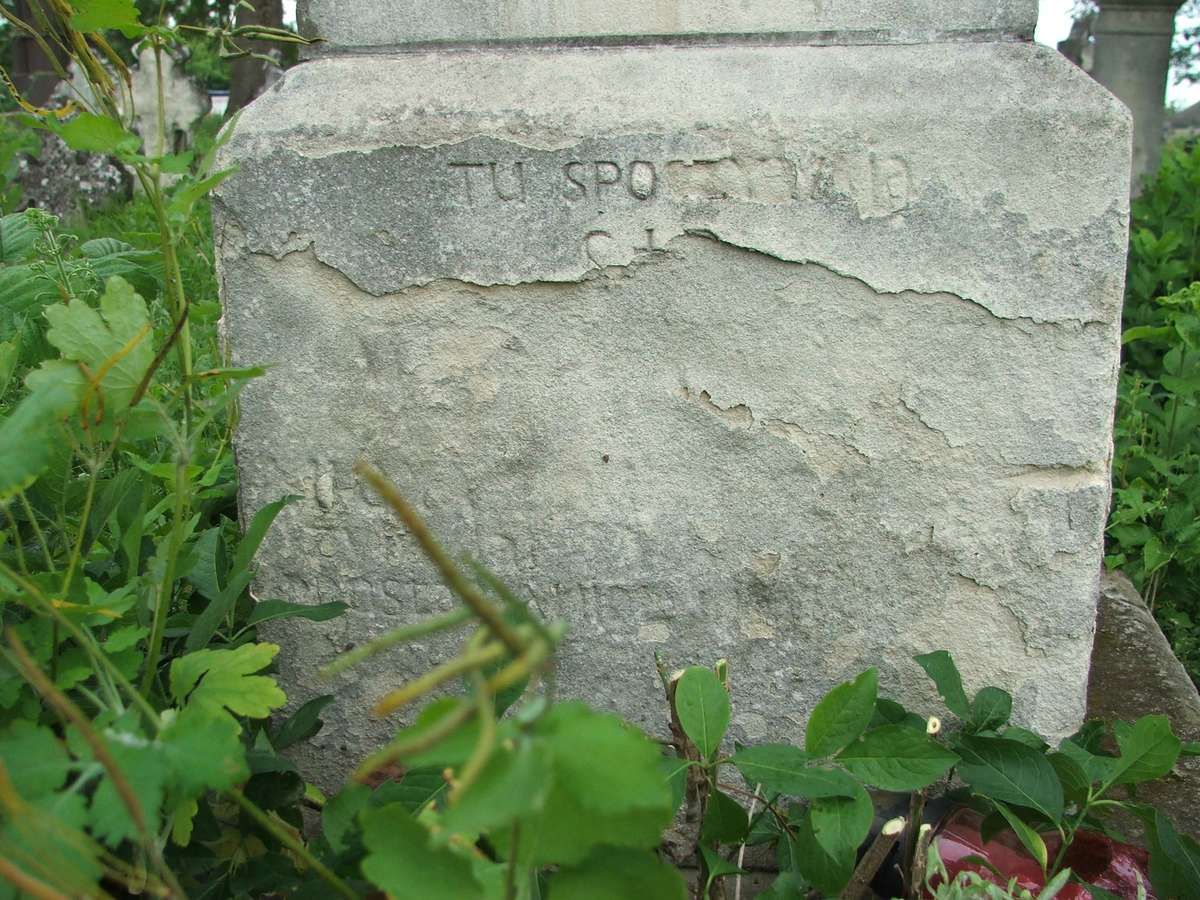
[354,701,477,782]
[0,560,158,728]
[5,630,183,898]
[3,503,30,578]
[372,640,509,718]
[58,457,99,596]
[319,607,473,679]
[0,856,69,900]
[140,458,187,695]
[18,490,55,572]
[504,823,520,900]
[354,462,526,656]
[448,672,497,804]
[230,790,360,900]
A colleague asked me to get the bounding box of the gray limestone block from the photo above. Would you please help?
[296,0,1038,47]
[1088,570,1200,838]
[215,41,1129,790]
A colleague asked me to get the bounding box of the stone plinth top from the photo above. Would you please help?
[297,0,1037,48]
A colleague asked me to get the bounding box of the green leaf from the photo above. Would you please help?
[101,624,146,653]
[1143,536,1173,575]
[537,702,672,816]
[806,668,878,758]
[168,168,236,221]
[969,687,1013,733]
[956,735,1064,823]
[70,0,144,36]
[245,599,348,627]
[361,803,484,900]
[0,340,15,397]
[0,362,82,498]
[757,872,807,899]
[186,495,299,652]
[272,694,335,750]
[793,806,855,897]
[701,845,747,890]
[549,847,687,900]
[87,731,165,847]
[322,783,369,854]
[50,113,140,154]
[439,743,552,837]
[915,651,970,719]
[1147,809,1200,899]
[1047,751,1091,806]
[44,276,155,419]
[674,666,730,759]
[809,780,873,860]
[835,725,959,790]
[169,642,287,719]
[992,800,1049,874]
[1102,715,1181,790]
[730,745,857,799]
[872,697,926,732]
[159,705,249,795]
[700,790,749,845]
[0,721,70,797]
[0,213,34,263]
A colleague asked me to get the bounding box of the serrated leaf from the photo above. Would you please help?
[730,745,856,799]
[0,721,70,797]
[98,626,144,655]
[159,705,249,796]
[50,113,140,154]
[550,847,687,900]
[169,642,286,719]
[674,666,730,759]
[0,340,15,397]
[439,743,552,837]
[88,731,165,847]
[806,668,877,758]
[43,276,155,424]
[836,725,959,790]
[0,362,82,498]
[0,213,35,263]
[700,790,749,845]
[361,803,484,900]
[70,0,144,36]
[915,651,971,719]
[537,702,671,817]
[957,735,1064,823]
[969,686,1013,733]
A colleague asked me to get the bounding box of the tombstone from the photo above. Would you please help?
[216,1,1132,789]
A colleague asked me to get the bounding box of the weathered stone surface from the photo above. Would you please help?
[1088,570,1200,838]
[297,0,1038,47]
[216,39,1130,789]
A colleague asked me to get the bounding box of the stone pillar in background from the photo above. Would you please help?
[1092,0,1185,187]
[217,1,1131,788]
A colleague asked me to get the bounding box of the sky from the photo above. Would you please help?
[1037,0,1200,108]
[279,1,1200,110]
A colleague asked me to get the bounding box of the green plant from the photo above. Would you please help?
[0,2,340,897]
[1108,138,1200,682]
[923,843,1079,900]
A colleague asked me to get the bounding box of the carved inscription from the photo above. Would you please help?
[448,159,658,204]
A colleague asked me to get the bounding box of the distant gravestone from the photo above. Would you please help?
[217,1,1131,787]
